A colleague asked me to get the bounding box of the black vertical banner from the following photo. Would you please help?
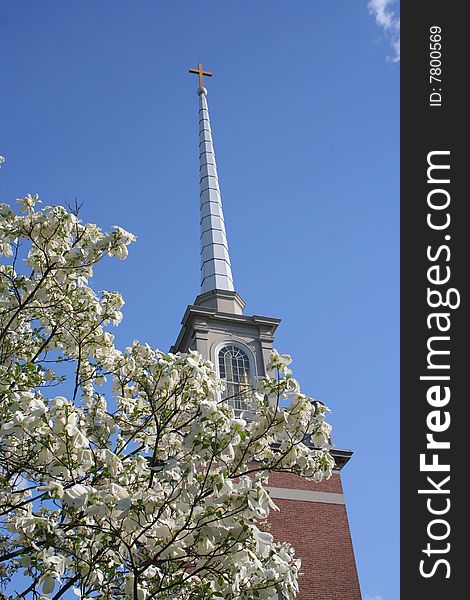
[401,3,467,598]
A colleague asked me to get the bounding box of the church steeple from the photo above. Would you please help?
[172,64,281,362]
[188,64,245,315]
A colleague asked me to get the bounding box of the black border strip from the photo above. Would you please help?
[401,3,466,596]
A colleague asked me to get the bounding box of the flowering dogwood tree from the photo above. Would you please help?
[0,196,334,600]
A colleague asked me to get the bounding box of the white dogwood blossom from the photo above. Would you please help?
[0,197,335,599]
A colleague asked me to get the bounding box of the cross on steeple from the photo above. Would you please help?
[188,63,213,88]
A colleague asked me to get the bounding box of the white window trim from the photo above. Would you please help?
[213,340,258,408]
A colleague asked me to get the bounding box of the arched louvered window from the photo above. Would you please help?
[218,344,252,414]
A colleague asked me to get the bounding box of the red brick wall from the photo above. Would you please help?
[267,472,361,600]
[268,471,344,494]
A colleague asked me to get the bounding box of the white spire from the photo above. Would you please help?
[197,86,235,294]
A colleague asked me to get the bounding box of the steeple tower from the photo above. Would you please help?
[171,65,361,600]
[171,65,280,367]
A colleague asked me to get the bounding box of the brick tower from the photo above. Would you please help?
[172,65,362,600]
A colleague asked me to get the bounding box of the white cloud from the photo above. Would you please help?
[367,0,400,62]
[364,595,385,600]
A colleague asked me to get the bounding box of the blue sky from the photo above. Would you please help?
[1,2,399,599]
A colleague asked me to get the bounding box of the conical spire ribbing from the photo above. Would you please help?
[198,87,235,294]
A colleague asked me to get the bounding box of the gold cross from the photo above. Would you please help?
[188,63,213,88]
